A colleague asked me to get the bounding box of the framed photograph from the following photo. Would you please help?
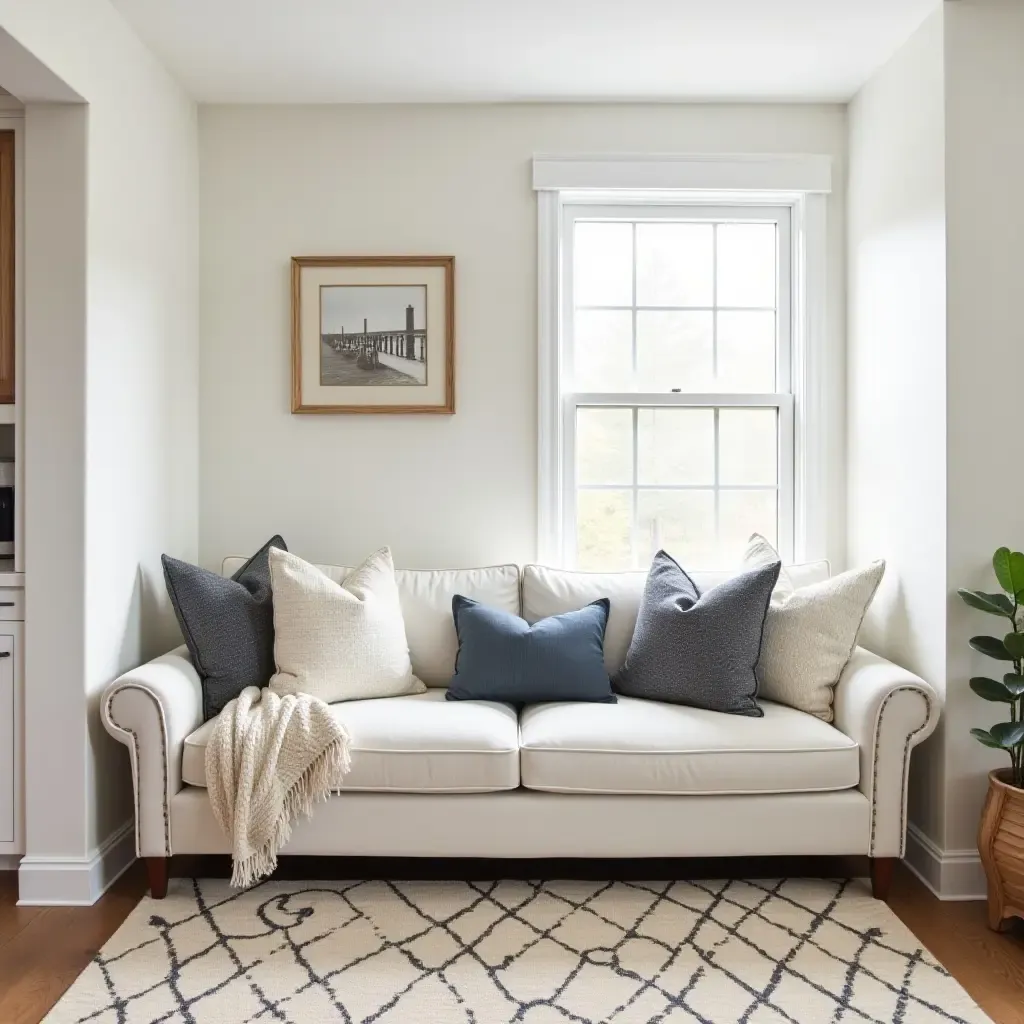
[291,256,454,414]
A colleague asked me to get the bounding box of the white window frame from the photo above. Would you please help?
[534,154,832,569]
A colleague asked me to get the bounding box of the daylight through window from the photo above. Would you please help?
[560,204,794,571]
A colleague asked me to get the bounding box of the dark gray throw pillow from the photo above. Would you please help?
[162,535,287,720]
[614,551,780,716]
[447,595,616,704]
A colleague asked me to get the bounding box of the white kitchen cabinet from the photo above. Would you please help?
[0,616,23,854]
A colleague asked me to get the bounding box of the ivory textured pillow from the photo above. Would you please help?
[743,534,884,721]
[268,547,425,703]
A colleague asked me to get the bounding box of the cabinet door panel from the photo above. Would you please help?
[0,632,11,842]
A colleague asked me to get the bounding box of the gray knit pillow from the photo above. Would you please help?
[614,550,780,716]
[162,535,286,720]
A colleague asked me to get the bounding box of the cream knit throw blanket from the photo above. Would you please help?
[205,686,351,888]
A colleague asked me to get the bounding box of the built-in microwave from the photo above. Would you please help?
[0,459,14,557]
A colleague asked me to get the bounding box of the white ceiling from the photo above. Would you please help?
[110,0,942,104]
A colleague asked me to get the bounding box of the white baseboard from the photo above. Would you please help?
[905,823,986,901]
[17,820,136,906]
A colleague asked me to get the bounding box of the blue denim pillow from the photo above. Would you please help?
[446,595,615,704]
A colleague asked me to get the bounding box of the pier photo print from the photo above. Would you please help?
[320,284,428,387]
[291,256,455,414]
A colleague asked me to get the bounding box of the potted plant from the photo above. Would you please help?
[958,547,1024,930]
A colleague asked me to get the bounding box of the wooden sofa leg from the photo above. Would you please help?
[870,857,895,901]
[146,857,169,899]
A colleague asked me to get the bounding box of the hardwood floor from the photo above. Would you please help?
[0,858,1021,1024]
[0,868,148,1024]
[888,874,1024,1024]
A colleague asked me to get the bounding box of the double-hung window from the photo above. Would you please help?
[555,201,794,571]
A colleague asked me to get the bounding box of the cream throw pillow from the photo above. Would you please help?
[268,547,425,703]
[743,534,884,722]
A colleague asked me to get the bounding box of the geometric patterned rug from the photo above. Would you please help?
[43,877,992,1023]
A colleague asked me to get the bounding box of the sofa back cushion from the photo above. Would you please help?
[222,553,830,684]
[223,557,520,687]
[522,560,831,676]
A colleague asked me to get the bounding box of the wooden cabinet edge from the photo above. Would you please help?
[0,131,13,405]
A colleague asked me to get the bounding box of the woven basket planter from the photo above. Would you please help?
[978,767,1024,930]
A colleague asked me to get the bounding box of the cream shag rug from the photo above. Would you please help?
[45,877,991,1024]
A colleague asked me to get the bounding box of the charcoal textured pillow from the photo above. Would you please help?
[614,550,780,716]
[447,595,615,704]
[163,535,286,720]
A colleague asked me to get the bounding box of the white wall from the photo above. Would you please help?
[0,0,199,898]
[848,0,1024,894]
[846,9,948,848]
[22,103,89,865]
[199,103,847,572]
[79,30,199,854]
[943,0,1024,854]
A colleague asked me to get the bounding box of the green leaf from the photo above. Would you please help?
[1005,632,1024,659]
[994,548,1015,593]
[990,721,1024,749]
[958,589,1016,617]
[1011,553,1024,592]
[971,727,1006,749]
[993,548,1024,595]
[991,548,1015,598]
[970,677,1015,701]
[1004,673,1024,696]
[970,635,1015,661]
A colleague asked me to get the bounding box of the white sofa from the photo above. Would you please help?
[101,557,941,901]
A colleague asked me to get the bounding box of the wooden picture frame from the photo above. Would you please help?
[291,255,454,414]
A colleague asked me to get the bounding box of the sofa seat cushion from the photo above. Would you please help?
[519,697,858,795]
[182,690,520,792]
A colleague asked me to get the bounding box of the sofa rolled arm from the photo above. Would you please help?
[101,646,203,857]
[832,647,941,858]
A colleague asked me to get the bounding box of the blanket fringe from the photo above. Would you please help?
[229,738,351,889]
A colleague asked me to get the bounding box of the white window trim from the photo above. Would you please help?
[535,154,832,568]
[533,153,832,194]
